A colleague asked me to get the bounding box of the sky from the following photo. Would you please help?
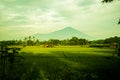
[0,0,120,40]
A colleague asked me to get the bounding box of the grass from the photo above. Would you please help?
[1,46,120,80]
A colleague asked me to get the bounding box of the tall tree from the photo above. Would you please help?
[69,37,79,45]
[35,39,40,46]
[48,39,60,46]
[28,36,31,40]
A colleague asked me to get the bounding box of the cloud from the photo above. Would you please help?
[0,0,120,40]
[77,0,96,7]
[0,0,56,9]
[0,0,68,27]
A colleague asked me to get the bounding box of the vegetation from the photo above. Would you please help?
[0,36,89,47]
[0,0,119,80]
[0,43,23,80]
[1,46,120,80]
[1,36,119,48]
[102,0,114,3]
[102,0,120,3]
[0,36,120,80]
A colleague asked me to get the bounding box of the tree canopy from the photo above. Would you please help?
[102,0,114,3]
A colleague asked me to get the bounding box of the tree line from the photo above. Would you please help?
[0,36,89,47]
[0,36,120,48]
[90,36,120,47]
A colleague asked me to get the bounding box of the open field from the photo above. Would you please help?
[1,46,120,80]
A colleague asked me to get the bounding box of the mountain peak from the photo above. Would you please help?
[34,27,92,40]
[63,27,74,30]
[60,27,81,33]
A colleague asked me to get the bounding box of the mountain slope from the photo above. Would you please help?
[34,27,92,40]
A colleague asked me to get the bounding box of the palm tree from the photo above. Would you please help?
[24,37,27,41]
[33,36,35,42]
[28,36,31,40]
[24,37,27,47]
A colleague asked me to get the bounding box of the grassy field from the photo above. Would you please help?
[1,46,120,80]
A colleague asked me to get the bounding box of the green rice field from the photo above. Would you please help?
[1,46,120,80]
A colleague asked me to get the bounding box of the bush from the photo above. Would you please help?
[89,44,109,48]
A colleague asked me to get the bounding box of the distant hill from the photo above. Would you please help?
[34,27,92,40]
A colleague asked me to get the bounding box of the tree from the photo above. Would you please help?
[27,36,34,46]
[102,0,120,57]
[23,37,27,47]
[61,39,70,45]
[69,37,88,46]
[118,18,120,24]
[48,39,60,46]
[17,40,23,45]
[35,39,40,46]
[102,0,114,3]
[28,36,31,40]
[69,37,79,45]
[24,37,27,41]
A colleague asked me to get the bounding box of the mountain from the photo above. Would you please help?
[34,27,92,40]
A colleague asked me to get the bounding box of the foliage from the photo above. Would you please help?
[104,36,120,44]
[59,37,89,46]
[9,47,120,80]
[102,0,120,3]
[102,0,114,3]
[0,43,23,80]
[90,36,120,45]
[1,36,120,48]
[48,39,60,46]
[1,42,120,80]
[90,44,110,48]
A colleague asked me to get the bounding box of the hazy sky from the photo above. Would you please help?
[0,0,120,40]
